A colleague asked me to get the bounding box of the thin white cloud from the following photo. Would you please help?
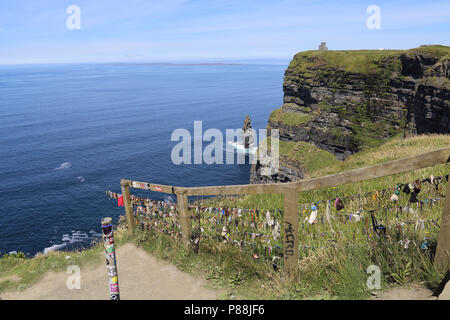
[0,0,449,64]
[379,1,450,29]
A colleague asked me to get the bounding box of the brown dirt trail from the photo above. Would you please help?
[0,243,222,300]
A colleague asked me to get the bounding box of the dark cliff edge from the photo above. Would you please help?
[251,45,450,184]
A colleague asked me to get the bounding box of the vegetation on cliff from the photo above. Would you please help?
[289,49,402,75]
[288,45,449,76]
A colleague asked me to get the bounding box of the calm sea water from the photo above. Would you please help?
[0,63,286,255]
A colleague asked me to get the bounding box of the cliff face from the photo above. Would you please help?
[251,45,450,184]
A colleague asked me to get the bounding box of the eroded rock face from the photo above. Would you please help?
[251,45,450,183]
[242,115,253,149]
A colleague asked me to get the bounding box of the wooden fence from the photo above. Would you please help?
[120,147,450,279]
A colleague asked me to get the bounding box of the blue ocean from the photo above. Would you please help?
[0,63,286,256]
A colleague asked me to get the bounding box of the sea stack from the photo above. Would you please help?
[242,115,253,149]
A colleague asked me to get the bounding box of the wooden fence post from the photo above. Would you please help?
[283,188,299,280]
[176,189,192,249]
[120,179,135,232]
[435,181,450,272]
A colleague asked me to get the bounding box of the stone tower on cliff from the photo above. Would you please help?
[319,42,328,51]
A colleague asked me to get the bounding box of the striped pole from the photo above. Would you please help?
[101,217,120,300]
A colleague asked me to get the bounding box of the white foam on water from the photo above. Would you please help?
[42,229,102,255]
[77,176,86,182]
[71,231,89,242]
[226,141,257,155]
[43,243,67,254]
[88,229,102,237]
[54,162,72,170]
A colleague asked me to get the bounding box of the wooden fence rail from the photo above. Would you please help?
[120,146,450,278]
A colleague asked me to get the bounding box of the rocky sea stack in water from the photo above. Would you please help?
[251,45,450,184]
[242,114,253,149]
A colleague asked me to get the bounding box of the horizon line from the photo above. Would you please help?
[0,58,292,67]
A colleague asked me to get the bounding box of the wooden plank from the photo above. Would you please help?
[283,188,299,280]
[185,182,287,196]
[294,148,450,193]
[176,190,192,249]
[120,179,135,232]
[435,180,450,272]
[124,179,175,194]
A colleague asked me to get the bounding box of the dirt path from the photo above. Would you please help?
[2,241,448,300]
[0,243,222,300]
[369,282,450,300]
[369,286,437,300]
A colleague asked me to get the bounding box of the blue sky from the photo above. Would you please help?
[0,0,449,64]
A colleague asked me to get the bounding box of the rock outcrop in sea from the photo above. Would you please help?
[251,45,450,184]
[242,115,254,149]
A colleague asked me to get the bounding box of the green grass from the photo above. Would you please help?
[132,227,280,299]
[270,134,450,182]
[132,219,372,299]
[281,112,312,126]
[317,134,450,176]
[289,49,402,75]
[288,45,450,75]
[272,139,340,175]
[269,107,312,126]
[404,45,450,60]
[281,103,311,113]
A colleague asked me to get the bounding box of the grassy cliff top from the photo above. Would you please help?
[404,45,450,59]
[266,134,450,179]
[288,45,450,75]
[301,134,450,178]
